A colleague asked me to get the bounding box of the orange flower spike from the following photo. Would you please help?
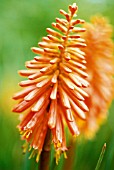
[80,16,114,138]
[12,3,89,162]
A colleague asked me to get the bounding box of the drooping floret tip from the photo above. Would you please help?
[69,3,78,16]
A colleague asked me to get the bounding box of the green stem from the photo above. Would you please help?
[95,143,106,170]
[39,129,51,170]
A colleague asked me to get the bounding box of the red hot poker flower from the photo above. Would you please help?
[12,3,89,162]
[79,16,114,138]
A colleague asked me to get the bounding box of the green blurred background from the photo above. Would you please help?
[0,0,114,169]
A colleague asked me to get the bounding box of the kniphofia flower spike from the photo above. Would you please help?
[79,16,114,138]
[12,3,89,162]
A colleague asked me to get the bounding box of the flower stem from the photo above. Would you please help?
[39,129,51,170]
